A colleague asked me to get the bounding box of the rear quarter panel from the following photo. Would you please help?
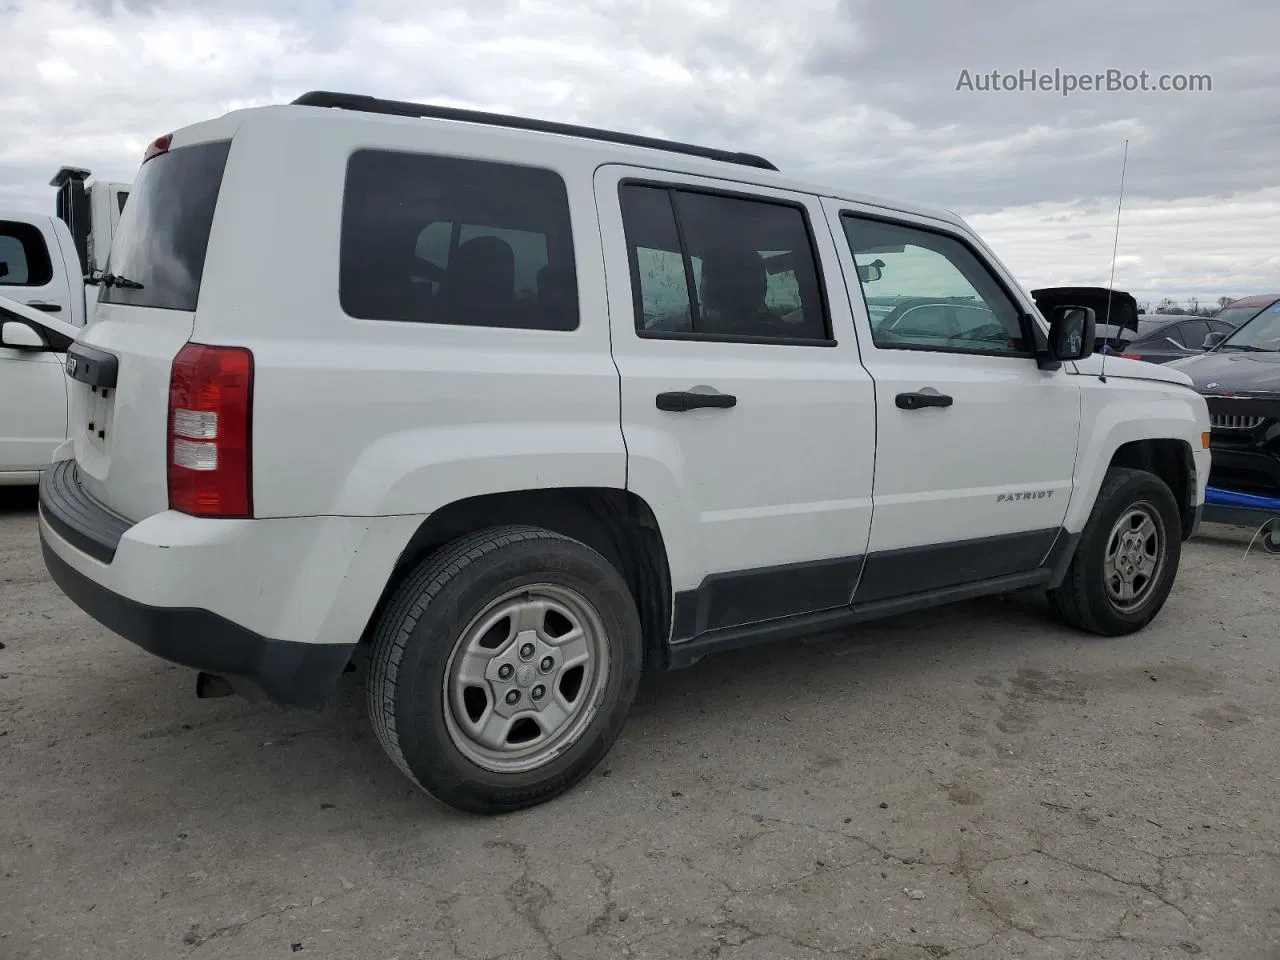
[192,109,626,520]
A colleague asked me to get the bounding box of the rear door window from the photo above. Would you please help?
[0,221,54,287]
[100,139,231,311]
[1178,320,1209,347]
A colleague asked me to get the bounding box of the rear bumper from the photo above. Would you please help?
[38,459,423,708]
[40,536,353,708]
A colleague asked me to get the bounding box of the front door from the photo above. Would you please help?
[0,220,73,320]
[822,200,1082,603]
[596,166,877,638]
[0,305,71,476]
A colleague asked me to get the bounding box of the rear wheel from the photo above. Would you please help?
[1048,467,1183,636]
[367,525,643,814]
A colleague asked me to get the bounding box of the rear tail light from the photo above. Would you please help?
[167,343,253,518]
[1118,353,1143,360]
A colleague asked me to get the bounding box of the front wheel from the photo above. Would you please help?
[366,525,644,814]
[1048,467,1183,636]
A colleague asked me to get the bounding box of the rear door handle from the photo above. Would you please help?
[896,390,953,410]
[656,389,738,412]
[26,301,62,313]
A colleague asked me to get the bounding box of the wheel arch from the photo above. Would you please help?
[1065,387,1206,539]
[358,487,675,675]
[1107,437,1198,540]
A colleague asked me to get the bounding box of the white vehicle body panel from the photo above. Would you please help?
[0,293,81,481]
[32,97,1212,711]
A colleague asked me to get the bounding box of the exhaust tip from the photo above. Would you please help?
[196,672,234,699]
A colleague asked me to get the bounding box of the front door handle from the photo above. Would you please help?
[656,389,738,412]
[896,390,953,410]
[26,301,62,312]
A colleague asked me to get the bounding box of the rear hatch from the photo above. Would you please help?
[67,132,233,523]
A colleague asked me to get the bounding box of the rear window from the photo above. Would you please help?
[339,149,579,331]
[0,220,53,287]
[100,139,231,311]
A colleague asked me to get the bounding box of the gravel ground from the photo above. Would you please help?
[2,487,1280,960]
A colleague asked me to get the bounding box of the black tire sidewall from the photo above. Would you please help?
[1076,470,1183,631]
[391,537,643,814]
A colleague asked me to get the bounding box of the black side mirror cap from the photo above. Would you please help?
[1044,305,1096,366]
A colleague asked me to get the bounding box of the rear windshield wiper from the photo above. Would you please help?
[88,271,145,289]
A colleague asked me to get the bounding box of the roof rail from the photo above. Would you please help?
[290,91,779,172]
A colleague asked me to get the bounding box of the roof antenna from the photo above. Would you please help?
[1099,138,1130,384]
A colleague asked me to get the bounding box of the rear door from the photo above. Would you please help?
[65,134,233,521]
[0,218,73,320]
[596,165,876,636]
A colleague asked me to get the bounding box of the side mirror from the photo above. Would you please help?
[1202,331,1226,350]
[856,259,884,283]
[1047,305,1096,362]
[1,319,48,350]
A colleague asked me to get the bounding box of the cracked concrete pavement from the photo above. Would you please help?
[2,487,1280,959]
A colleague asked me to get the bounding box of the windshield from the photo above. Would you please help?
[1217,302,1280,352]
[1212,302,1271,327]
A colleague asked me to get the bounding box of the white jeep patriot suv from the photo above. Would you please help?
[38,91,1211,814]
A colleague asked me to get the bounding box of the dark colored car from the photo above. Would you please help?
[1112,314,1239,364]
[1206,293,1280,334]
[1169,295,1280,500]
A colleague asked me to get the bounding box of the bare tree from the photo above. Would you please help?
[1218,295,1234,309]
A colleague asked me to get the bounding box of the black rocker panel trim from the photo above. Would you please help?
[669,527,1069,648]
[667,567,1055,669]
[851,527,1061,604]
[670,554,864,641]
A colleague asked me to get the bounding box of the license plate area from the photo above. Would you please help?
[84,385,115,453]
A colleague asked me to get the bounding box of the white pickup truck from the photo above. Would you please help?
[0,169,130,483]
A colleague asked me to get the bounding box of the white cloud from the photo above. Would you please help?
[968,187,1280,304]
[1,0,1276,302]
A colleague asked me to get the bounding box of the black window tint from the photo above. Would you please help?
[841,215,1028,355]
[0,220,53,287]
[618,183,830,342]
[340,150,579,331]
[619,185,694,334]
[101,139,231,311]
[1179,320,1210,347]
[116,191,129,214]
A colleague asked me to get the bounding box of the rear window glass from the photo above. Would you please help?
[339,149,579,331]
[101,139,231,311]
[0,220,54,287]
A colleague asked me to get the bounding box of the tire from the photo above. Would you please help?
[366,524,644,814]
[1047,467,1183,636]
[1262,519,1280,555]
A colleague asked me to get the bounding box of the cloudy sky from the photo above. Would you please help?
[2,0,1277,305]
